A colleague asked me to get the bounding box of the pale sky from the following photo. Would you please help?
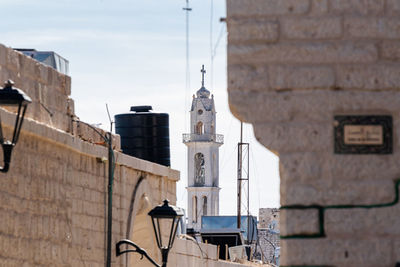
[1,0,280,217]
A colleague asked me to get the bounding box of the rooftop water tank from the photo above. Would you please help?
[115,106,170,167]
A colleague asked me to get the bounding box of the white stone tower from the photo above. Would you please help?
[183,65,224,231]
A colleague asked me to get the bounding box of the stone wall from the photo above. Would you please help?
[257,208,280,265]
[0,44,261,267]
[0,44,118,146]
[226,0,400,266]
[0,105,179,266]
[258,208,279,230]
[257,229,280,265]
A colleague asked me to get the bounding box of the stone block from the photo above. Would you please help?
[310,0,328,14]
[228,89,332,123]
[281,238,392,266]
[251,90,400,124]
[281,17,342,39]
[387,0,400,14]
[325,153,400,182]
[279,152,322,183]
[227,0,310,17]
[18,53,38,80]
[6,47,20,71]
[44,89,69,114]
[172,238,218,260]
[228,64,269,91]
[253,121,331,153]
[228,18,279,44]
[52,70,68,94]
[325,205,400,237]
[394,239,400,263]
[65,75,71,95]
[330,0,384,15]
[0,44,6,66]
[269,65,335,89]
[280,180,320,206]
[48,112,69,132]
[281,178,396,206]
[345,17,400,39]
[36,63,50,84]
[228,42,378,64]
[381,41,400,61]
[336,64,400,90]
[280,208,320,236]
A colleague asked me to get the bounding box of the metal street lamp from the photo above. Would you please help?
[0,80,31,172]
[116,199,184,267]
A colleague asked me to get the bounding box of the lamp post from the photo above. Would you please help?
[116,199,183,267]
[0,80,31,172]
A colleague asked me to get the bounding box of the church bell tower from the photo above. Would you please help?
[183,65,223,231]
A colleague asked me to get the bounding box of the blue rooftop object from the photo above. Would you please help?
[201,215,258,242]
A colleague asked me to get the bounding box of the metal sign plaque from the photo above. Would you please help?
[334,115,392,154]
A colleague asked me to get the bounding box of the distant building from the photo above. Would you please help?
[258,208,280,230]
[183,65,224,232]
[14,48,69,75]
[256,208,280,265]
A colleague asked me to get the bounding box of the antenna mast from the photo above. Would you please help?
[183,0,192,134]
[237,122,250,243]
[183,0,192,92]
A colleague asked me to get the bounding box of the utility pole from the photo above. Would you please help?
[237,122,243,229]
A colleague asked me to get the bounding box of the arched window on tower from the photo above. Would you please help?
[193,196,197,223]
[196,121,204,135]
[202,196,207,215]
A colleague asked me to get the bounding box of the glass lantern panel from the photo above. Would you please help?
[0,103,26,144]
[152,217,179,249]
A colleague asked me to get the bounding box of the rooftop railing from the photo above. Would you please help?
[182,133,224,144]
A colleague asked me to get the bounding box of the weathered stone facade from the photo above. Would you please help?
[257,209,280,265]
[227,0,400,266]
[258,208,279,230]
[0,43,179,265]
[257,229,280,265]
[0,44,263,267]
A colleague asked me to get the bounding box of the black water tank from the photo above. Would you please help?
[115,106,170,167]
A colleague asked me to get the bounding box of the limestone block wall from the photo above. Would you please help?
[170,238,273,267]
[0,107,179,266]
[0,44,179,266]
[227,0,400,266]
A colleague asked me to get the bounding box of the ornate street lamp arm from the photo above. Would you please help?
[0,143,13,172]
[116,239,161,267]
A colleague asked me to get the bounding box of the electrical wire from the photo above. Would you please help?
[250,145,262,213]
[209,0,214,89]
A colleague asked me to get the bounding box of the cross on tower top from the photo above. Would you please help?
[201,65,206,87]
